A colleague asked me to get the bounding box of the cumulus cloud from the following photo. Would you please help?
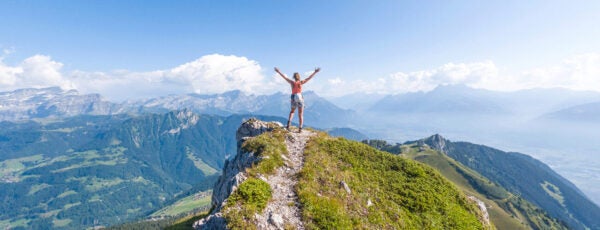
[314,61,499,97]
[515,53,600,91]
[166,54,267,94]
[2,52,600,100]
[315,53,600,97]
[0,54,74,90]
[0,53,276,101]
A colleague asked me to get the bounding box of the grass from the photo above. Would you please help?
[28,183,51,195]
[397,144,569,230]
[0,154,44,182]
[541,181,565,206]
[298,132,487,230]
[220,128,287,229]
[63,202,81,210]
[165,211,210,230]
[57,190,77,198]
[0,218,30,229]
[51,148,128,173]
[84,177,125,191]
[151,192,212,217]
[186,150,218,176]
[240,129,288,177]
[52,218,72,227]
[224,178,272,230]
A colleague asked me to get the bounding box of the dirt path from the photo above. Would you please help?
[256,130,314,230]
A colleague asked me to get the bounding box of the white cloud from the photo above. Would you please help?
[167,54,266,94]
[2,52,600,100]
[515,53,600,91]
[316,53,600,97]
[0,53,275,101]
[0,54,74,90]
[315,61,499,97]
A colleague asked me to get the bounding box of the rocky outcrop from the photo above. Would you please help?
[421,134,448,154]
[467,196,490,227]
[194,118,282,229]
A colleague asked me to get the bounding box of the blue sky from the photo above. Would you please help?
[1,1,600,99]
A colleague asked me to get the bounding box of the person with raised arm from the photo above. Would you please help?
[274,67,321,132]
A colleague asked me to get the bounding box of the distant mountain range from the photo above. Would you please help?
[369,84,600,116]
[3,86,598,124]
[543,101,600,122]
[0,87,354,128]
[1,86,600,207]
[0,87,122,121]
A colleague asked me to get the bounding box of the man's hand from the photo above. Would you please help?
[315,67,321,73]
[274,67,281,73]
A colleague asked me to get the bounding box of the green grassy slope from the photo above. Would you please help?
[417,135,599,230]
[298,132,489,229]
[398,143,566,230]
[165,130,490,229]
[150,191,212,218]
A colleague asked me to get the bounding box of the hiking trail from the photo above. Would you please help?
[255,129,314,229]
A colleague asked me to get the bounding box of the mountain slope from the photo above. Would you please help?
[135,90,356,128]
[0,87,356,129]
[194,119,490,229]
[0,111,365,230]
[0,87,122,121]
[367,85,600,116]
[419,135,600,230]
[370,85,508,114]
[543,101,600,122]
[0,111,228,229]
[364,140,566,230]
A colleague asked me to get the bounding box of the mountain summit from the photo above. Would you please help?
[194,119,490,229]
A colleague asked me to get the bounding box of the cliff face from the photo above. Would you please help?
[194,118,283,228]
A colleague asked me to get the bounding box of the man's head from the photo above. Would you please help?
[293,72,300,81]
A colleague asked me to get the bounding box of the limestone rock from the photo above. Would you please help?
[194,118,282,229]
[340,180,352,194]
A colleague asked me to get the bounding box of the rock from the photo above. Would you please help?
[269,212,284,229]
[422,134,448,154]
[467,196,490,226]
[194,118,283,229]
[193,213,226,229]
[236,118,282,148]
[340,181,352,194]
[367,199,373,207]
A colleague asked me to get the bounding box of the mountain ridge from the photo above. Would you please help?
[0,87,355,128]
[418,134,600,230]
[194,119,491,229]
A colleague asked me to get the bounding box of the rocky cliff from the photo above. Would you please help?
[194,118,287,229]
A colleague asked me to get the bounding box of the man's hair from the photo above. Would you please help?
[293,72,300,81]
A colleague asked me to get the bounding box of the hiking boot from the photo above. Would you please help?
[298,127,303,133]
[286,121,291,131]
